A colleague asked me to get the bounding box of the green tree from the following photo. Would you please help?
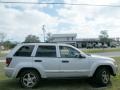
[46,32,52,42]
[99,30,110,45]
[24,35,40,43]
[3,41,16,49]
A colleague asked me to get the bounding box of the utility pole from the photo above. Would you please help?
[42,25,46,42]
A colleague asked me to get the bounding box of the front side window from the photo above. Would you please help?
[36,46,56,57]
[60,46,80,58]
[14,45,34,57]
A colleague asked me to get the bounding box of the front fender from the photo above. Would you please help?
[88,61,115,77]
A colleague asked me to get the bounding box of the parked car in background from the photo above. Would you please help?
[5,43,118,88]
[116,44,120,47]
[95,43,102,48]
[86,43,93,49]
[102,44,108,48]
[110,44,116,48]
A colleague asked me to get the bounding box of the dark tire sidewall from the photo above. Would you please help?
[94,67,110,86]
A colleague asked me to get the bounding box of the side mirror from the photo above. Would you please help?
[79,54,86,58]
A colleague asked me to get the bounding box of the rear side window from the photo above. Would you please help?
[36,46,56,57]
[14,45,34,57]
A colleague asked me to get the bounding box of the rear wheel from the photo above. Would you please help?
[93,67,110,86]
[19,70,40,88]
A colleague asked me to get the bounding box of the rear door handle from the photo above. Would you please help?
[62,60,69,63]
[34,60,42,62]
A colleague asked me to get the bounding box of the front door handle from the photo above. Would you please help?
[34,60,42,62]
[62,60,69,63]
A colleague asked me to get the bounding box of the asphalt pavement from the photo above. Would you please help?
[91,51,120,57]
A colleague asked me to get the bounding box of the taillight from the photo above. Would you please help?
[6,57,12,67]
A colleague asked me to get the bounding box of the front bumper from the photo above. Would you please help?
[113,65,118,76]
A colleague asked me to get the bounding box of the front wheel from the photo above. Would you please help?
[19,70,40,88]
[93,67,110,86]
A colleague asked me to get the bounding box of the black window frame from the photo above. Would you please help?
[14,45,34,57]
[35,45,57,57]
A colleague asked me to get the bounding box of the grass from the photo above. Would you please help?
[82,48,120,53]
[0,62,6,80]
[0,51,7,57]
[0,57,120,90]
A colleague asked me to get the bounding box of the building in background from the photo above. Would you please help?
[48,33,119,48]
[48,34,77,46]
[76,38,100,48]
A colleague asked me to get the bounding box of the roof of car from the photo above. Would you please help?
[20,42,71,46]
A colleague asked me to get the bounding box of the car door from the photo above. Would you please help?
[59,45,91,77]
[32,45,61,78]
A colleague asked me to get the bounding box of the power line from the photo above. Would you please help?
[0,1,120,7]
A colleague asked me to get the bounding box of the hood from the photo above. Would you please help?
[90,54,115,62]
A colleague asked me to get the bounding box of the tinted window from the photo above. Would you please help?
[60,46,80,58]
[36,46,56,57]
[14,45,34,57]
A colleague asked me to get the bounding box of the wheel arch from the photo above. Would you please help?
[16,67,41,78]
[92,65,114,76]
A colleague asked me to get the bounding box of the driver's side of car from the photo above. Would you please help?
[59,45,90,77]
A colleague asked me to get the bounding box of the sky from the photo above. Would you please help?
[0,0,120,42]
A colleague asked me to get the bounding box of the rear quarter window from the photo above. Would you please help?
[14,45,34,57]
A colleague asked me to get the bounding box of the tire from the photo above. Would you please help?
[19,70,40,88]
[93,67,110,86]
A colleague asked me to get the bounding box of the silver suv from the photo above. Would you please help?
[5,43,117,88]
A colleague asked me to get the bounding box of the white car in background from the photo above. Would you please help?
[5,43,117,88]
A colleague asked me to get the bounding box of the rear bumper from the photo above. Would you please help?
[4,67,15,78]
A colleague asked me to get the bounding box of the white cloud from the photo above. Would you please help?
[0,4,58,42]
[0,0,120,42]
[56,0,120,38]
[64,0,120,5]
[1,0,38,2]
